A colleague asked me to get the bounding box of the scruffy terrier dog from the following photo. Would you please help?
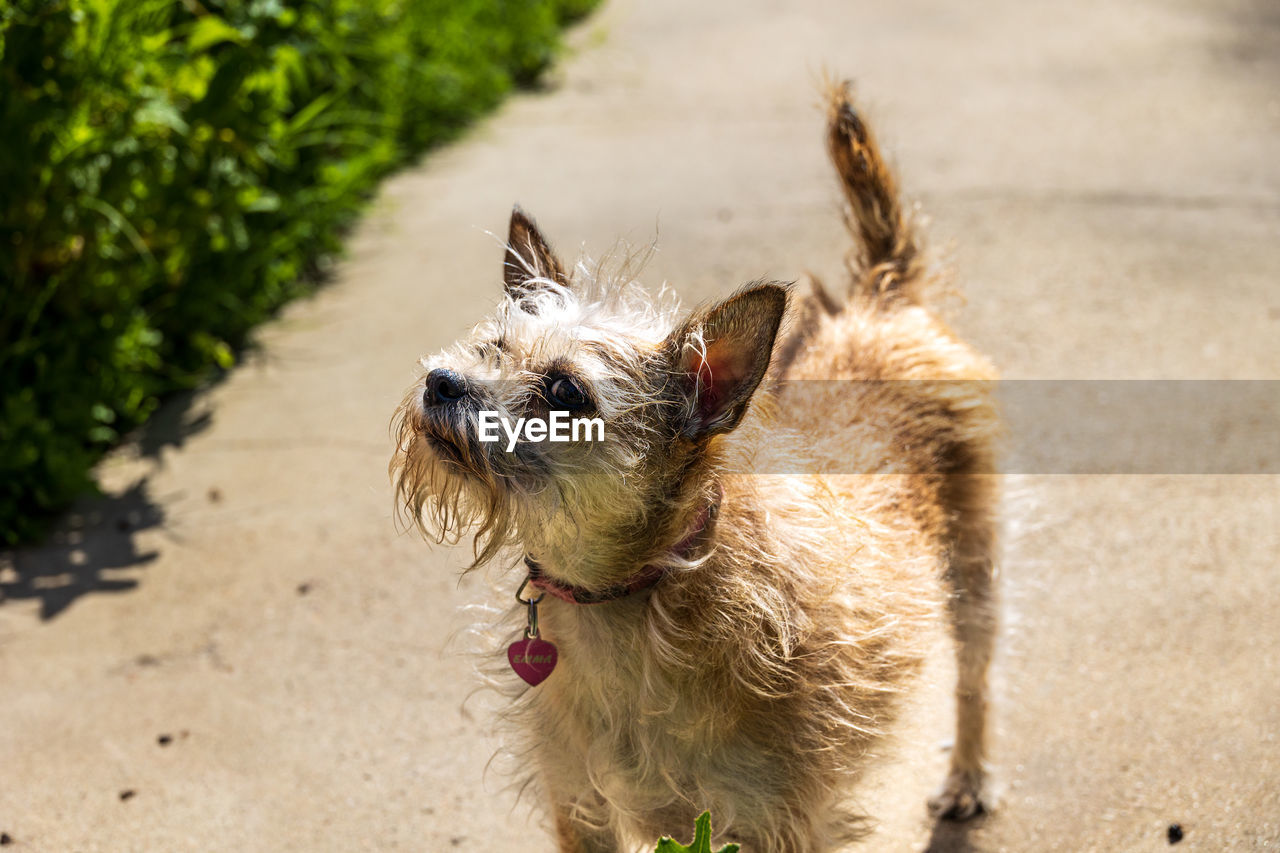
[391,83,999,852]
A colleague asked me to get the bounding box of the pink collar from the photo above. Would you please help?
[524,488,722,606]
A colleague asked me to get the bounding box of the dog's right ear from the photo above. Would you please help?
[666,282,789,440]
[504,206,569,297]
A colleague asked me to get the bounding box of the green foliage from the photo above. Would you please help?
[0,0,596,545]
[655,812,740,853]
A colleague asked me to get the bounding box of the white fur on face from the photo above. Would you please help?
[393,264,691,573]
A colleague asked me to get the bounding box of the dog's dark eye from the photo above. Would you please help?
[548,376,588,410]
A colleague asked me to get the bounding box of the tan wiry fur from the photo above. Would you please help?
[390,82,999,851]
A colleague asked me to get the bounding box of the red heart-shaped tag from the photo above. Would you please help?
[507,636,558,686]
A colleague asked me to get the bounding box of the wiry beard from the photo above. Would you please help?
[390,387,519,569]
[390,382,676,580]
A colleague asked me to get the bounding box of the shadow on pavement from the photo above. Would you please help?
[0,480,162,619]
[0,388,214,620]
[923,815,985,853]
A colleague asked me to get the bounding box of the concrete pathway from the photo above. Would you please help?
[3,0,1278,849]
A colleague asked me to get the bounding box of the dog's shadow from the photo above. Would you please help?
[922,814,986,853]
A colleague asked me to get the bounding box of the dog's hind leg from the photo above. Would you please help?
[823,78,999,819]
[929,463,998,820]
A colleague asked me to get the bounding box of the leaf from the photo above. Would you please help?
[82,197,154,262]
[188,16,248,53]
[134,97,189,135]
[285,89,342,134]
[654,812,740,853]
[244,189,281,213]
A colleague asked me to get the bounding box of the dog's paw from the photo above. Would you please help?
[928,770,987,821]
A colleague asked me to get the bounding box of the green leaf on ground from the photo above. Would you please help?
[654,811,740,853]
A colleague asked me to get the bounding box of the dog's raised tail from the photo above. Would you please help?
[825,80,923,307]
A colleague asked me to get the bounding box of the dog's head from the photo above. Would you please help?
[391,207,788,585]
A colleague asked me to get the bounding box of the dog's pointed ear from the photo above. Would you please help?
[666,282,789,440]
[504,206,569,296]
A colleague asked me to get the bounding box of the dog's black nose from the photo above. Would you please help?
[424,368,467,406]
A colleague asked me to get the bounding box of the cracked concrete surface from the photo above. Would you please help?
[2,0,1278,849]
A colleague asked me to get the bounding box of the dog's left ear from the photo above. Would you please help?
[504,205,569,296]
[667,281,789,440]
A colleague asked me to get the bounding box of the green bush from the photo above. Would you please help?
[0,0,596,545]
